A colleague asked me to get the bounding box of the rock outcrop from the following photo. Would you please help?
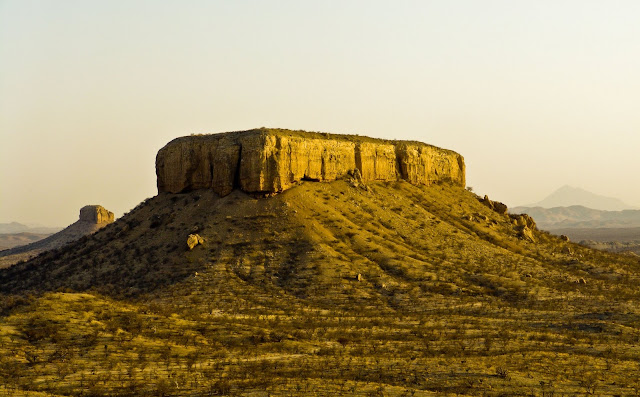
[517,226,536,243]
[156,128,466,196]
[79,205,115,224]
[480,195,508,215]
[187,234,204,250]
[510,213,537,230]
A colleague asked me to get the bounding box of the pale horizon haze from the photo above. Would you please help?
[1,0,639,227]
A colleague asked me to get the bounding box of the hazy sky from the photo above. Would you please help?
[2,0,639,226]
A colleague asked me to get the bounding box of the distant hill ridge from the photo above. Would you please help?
[523,185,634,211]
[0,232,53,251]
[511,205,640,229]
[0,222,60,235]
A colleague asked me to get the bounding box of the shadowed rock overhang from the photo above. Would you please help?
[156,128,466,196]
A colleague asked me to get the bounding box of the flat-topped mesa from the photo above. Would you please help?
[156,128,465,196]
[79,205,115,224]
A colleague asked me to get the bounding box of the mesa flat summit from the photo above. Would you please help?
[156,128,466,196]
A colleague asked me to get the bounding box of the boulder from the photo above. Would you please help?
[480,195,508,215]
[350,168,363,184]
[187,234,204,250]
[517,226,536,243]
[510,214,537,230]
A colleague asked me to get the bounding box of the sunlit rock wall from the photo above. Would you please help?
[156,128,465,195]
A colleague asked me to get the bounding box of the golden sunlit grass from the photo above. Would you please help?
[2,180,640,395]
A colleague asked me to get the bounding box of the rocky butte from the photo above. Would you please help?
[0,205,115,268]
[156,128,466,195]
[79,205,115,224]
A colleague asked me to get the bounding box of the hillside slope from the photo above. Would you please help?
[2,179,640,396]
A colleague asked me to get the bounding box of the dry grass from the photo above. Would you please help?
[2,179,640,395]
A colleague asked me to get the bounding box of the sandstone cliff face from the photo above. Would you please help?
[80,205,115,224]
[156,128,465,195]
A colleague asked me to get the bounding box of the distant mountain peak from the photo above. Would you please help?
[557,185,584,192]
[524,186,634,211]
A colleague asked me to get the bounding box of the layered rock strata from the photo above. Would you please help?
[156,128,466,195]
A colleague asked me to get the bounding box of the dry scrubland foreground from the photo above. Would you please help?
[1,129,640,396]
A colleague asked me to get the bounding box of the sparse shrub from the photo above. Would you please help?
[496,366,511,380]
